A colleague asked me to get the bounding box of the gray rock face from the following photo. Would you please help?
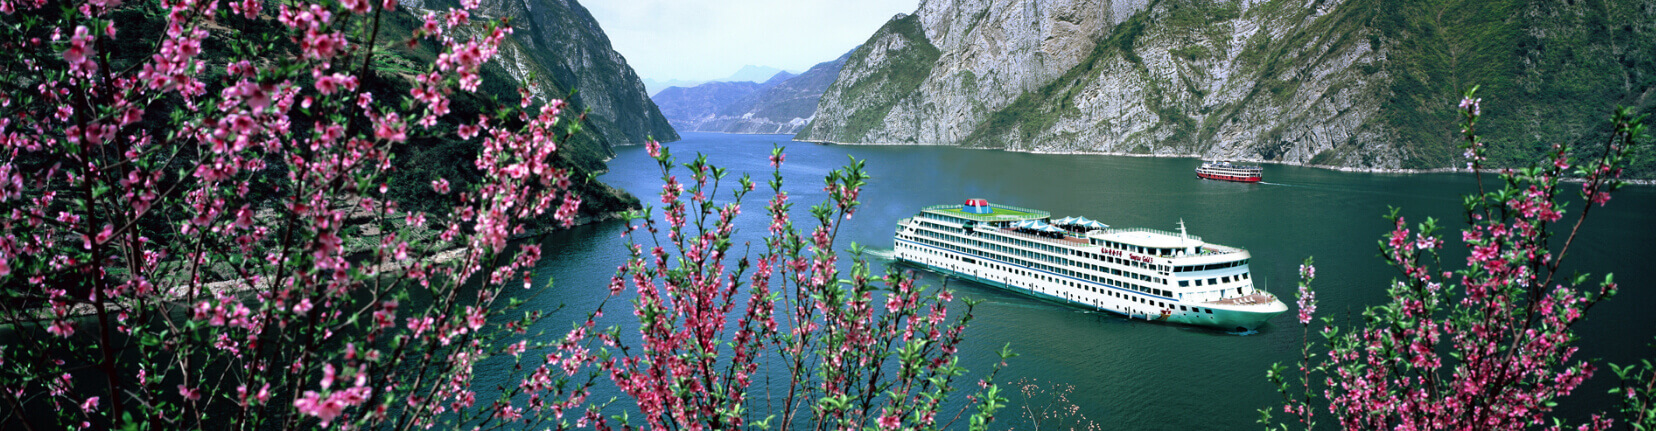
[803,0,1656,171]
[655,53,851,135]
[464,0,679,154]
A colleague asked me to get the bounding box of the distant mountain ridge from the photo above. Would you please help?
[799,0,1656,175]
[654,52,852,135]
[643,78,705,96]
[723,65,793,83]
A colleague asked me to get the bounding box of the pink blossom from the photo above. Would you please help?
[878,413,901,430]
[177,385,201,401]
[47,319,75,337]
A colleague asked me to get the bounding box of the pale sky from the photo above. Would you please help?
[584,0,921,82]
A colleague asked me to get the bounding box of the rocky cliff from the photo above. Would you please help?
[386,0,672,218]
[655,53,851,135]
[404,0,678,170]
[801,0,1656,173]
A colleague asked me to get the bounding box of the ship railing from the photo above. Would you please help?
[1099,227,1204,243]
[920,204,1050,221]
[1200,243,1240,253]
[994,227,1087,247]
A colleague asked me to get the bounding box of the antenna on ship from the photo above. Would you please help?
[1178,219,1193,256]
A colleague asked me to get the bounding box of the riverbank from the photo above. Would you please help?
[9,206,636,323]
[791,138,1656,185]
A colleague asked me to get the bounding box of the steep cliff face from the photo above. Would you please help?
[418,0,679,162]
[387,0,670,218]
[803,0,1656,172]
[655,54,851,135]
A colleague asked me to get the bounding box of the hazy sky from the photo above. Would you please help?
[584,0,920,82]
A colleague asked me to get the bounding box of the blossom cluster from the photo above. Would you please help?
[1266,89,1649,430]
[591,144,1009,430]
[0,0,594,427]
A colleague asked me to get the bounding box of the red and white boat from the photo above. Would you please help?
[1195,161,1262,183]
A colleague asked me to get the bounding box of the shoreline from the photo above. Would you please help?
[790,138,1656,185]
[18,209,635,322]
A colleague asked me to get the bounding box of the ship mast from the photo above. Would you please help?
[1179,219,1192,255]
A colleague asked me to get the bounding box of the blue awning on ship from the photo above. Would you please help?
[1073,217,1108,229]
[1051,216,1108,230]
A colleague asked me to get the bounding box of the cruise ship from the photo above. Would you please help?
[1195,161,1263,183]
[892,199,1286,331]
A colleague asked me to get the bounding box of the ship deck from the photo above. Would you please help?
[1206,292,1277,306]
[996,229,1091,246]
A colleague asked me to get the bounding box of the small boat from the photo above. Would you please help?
[1195,161,1262,183]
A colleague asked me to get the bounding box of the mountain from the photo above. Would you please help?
[719,53,852,134]
[468,0,679,156]
[799,0,1656,175]
[723,65,793,83]
[384,0,678,219]
[654,53,852,135]
[654,81,771,131]
[643,78,707,96]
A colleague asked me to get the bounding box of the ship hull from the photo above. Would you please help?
[1196,172,1262,183]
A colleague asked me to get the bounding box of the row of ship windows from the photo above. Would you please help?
[919,220,1250,276]
[901,242,1218,314]
[1174,260,1249,272]
[910,227,1165,281]
[904,232,1164,288]
[924,214,975,225]
[923,226,1250,285]
[1094,240,1188,258]
[1178,272,1250,287]
[898,239,1170,297]
[907,229,1258,297]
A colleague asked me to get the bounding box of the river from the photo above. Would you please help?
[516,132,1656,429]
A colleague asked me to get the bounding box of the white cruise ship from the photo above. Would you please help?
[892,199,1287,331]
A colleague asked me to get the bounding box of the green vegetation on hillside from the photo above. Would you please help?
[811,14,940,142]
[1366,0,1654,174]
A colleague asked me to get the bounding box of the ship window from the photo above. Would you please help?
[1179,280,1189,287]
[1242,273,1250,279]
[1179,305,1187,311]
[1195,279,1202,286]
[1208,278,1218,284]
[1223,276,1231,283]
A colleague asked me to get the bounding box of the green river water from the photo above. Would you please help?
[501,132,1656,429]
